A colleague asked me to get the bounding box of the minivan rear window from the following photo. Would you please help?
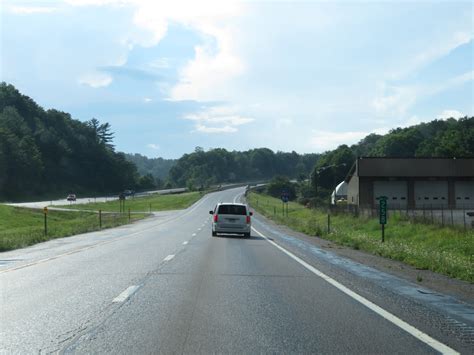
[217,205,247,215]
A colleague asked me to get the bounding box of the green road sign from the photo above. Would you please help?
[379,197,387,225]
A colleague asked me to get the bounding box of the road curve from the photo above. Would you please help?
[0,187,472,354]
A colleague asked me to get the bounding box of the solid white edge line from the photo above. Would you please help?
[251,227,459,355]
[163,254,175,262]
[112,285,140,303]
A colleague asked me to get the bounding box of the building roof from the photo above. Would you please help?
[345,157,474,181]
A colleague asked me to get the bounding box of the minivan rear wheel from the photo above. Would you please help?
[212,231,217,237]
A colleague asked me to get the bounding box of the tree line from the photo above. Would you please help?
[168,147,320,190]
[0,83,148,200]
[1,82,472,202]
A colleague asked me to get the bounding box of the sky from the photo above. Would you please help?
[1,0,472,159]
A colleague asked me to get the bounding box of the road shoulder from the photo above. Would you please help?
[251,209,473,305]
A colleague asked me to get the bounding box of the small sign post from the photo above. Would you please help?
[281,190,289,216]
[379,196,387,242]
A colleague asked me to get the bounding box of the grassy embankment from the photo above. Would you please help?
[247,192,474,283]
[0,204,147,251]
[0,192,203,252]
[59,191,202,212]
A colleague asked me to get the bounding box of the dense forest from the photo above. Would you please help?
[125,153,176,187]
[168,147,320,190]
[0,83,143,200]
[1,83,472,202]
[309,116,474,199]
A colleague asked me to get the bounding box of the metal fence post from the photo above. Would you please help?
[463,207,466,230]
[44,211,48,236]
[128,208,131,222]
[99,209,102,229]
[441,205,444,227]
[327,214,331,234]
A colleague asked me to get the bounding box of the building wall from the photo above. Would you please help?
[345,158,474,209]
[373,180,408,207]
[414,181,448,207]
[359,179,373,206]
[455,181,474,208]
[347,175,359,205]
[357,158,474,177]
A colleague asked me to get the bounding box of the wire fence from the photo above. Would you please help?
[329,203,474,229]
[0,209,148,252]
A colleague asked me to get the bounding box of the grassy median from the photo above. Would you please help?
[59,191,202,213]
[247,192,474,283]
[0,204,147,251]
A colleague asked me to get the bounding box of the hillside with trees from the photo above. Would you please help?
[168,147,320,190]
[0,83,141,200]
[1,83,472,202]
[125,153,176,188]
[308,116,474,201]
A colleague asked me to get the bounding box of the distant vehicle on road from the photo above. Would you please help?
[66,194,76,202]
[123,189,135,197]
[209,203,253,238]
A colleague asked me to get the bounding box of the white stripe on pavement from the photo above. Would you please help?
[163,254,175,262]
[252,227,459,355]
[112,285,140,303]
[183,241,189,245]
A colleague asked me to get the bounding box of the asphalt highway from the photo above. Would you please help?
[6,187,187,209]
[1,188,472,354]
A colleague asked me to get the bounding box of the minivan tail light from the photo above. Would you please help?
[214,214,218,222]
[246,215,251,224]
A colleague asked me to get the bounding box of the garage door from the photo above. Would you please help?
[415,181,448,208]
[373,181,407,208]
[455,181,474,208]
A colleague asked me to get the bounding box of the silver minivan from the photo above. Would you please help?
[209,203,253,238]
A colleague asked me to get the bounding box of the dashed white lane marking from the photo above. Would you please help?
[163,254,175,262]
[183,241,189,245]
[112,285,140,303]
[192,233,196,237]
[0,194,214,274]
[252,227,459,355]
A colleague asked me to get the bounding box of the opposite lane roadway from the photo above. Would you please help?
[1,187,472,354]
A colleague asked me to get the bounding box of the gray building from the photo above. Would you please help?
[345,157,474,209]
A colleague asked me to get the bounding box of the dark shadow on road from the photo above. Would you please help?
[214,234,264,241]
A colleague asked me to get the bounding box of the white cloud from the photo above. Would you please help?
[169,25,245,101]
[63,0,246,100]
[149,58,170,69]
[185,105,253,134]
[309,130,384,151]
[78,72,113,88]
[147,143,160,150]
[388,31,472,80]
[143,97,152,102]
[9,6,58,14]
[372,84,418,116]
[195,124,237,133]
[64,0,128,6]
[437,110,465,119]
[373,70,473,118]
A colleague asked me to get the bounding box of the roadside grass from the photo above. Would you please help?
[0,204,147,252]
[59,191,202,213]
[247,192,474,283]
